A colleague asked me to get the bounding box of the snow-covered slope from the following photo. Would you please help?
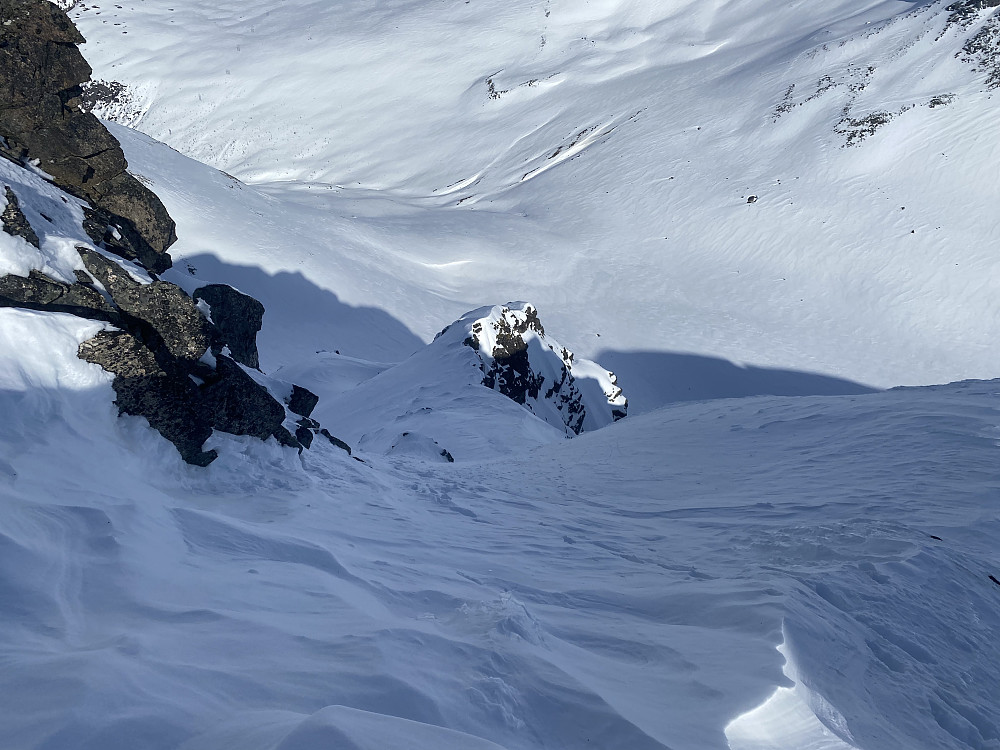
[2,3,998,750]
[72,0,1000,391]
[1,309,998,749]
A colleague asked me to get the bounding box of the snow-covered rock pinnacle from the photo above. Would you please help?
[444,303,627,436]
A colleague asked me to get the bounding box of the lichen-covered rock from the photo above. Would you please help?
[193,283,264,369]
[1,186,40,247]
[78,326,315,464]
[439,303,627,436]
[79,248,212,360]
[0,0,175,272]
[0,2,341,466]
[0,268,116,320]
[78,329,217,466]
[78,329,164,378]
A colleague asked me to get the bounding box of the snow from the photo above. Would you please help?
[2,334,999,749]
[1,1,999,749]
[0,158,93,284]
[71,0,1000,390]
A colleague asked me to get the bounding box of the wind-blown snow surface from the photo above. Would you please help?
[72,0,1000,391]
[2,306,1000,750]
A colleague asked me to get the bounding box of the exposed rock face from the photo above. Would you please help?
[81,329,219,465]
[441,303,627,436]
[0,0,349,466]
[0,267,116,320]
[946,0,1000,29]
[75,290,310,465]
[287,384,320,418]
[1,186,40,247]
[79,248,212,360]
[193,283,264,368]
[0,0,175,272]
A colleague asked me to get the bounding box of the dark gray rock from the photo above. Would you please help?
[193,283,264,368]
[78,329,163,378]
[295,423,315,449]
[79,328,306,465]
[79,248,212,360]
[201,355,297,447]
[0,0,175,272]
[78,330,217,466]
[460,304,627,435]
[2,186,39,247]
[287,384,320,418]
[0,268,116,320]
[320,429,352,455]
[469,312,548,408]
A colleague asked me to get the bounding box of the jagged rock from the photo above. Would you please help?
[79,247,212,360]
[1,186,39,247]
[193,283,264,368]
[78,330,217,466]
[112,372,219,467]
[444,303,627,436]
[295,423,315,449]
[0,268,116,320]
[287,384,320,418]
[78,329,163,378]
[79,327,307,464]
[0,0,175,272]
[946,0,1000,29]
[320,429,352,455]
[0,2,337,466]
[200,356,297,447]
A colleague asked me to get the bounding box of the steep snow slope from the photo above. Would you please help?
[73,0,1000,391]
[1,311,998,750]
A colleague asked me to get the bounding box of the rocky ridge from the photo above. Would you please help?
[0,0,174,272]
[439,303,627,436]
[0,0,346,466]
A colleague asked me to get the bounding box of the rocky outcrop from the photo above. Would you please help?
[193,284,264,368]
[437,303,627,436]
[0,175,339,465]
[72,264,325,465]
[0,0,350,466]
[0,267,116,320]
[1,186,40,247]
[0,0,175,272]
[78,248,212,360]
[68,247,332,464]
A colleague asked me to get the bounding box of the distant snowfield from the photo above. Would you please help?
[73,0,1000,392]
[1,306,999,750]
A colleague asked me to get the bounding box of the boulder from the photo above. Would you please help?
[287,384,320,418]
[193,283,264,368]
[79,329,218,466]
[79,248,212,360]
[200,355,298,447]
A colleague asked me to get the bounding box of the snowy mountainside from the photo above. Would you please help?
[1,3,999,750]
[1,310,999,749]
[72,0,1000,391]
